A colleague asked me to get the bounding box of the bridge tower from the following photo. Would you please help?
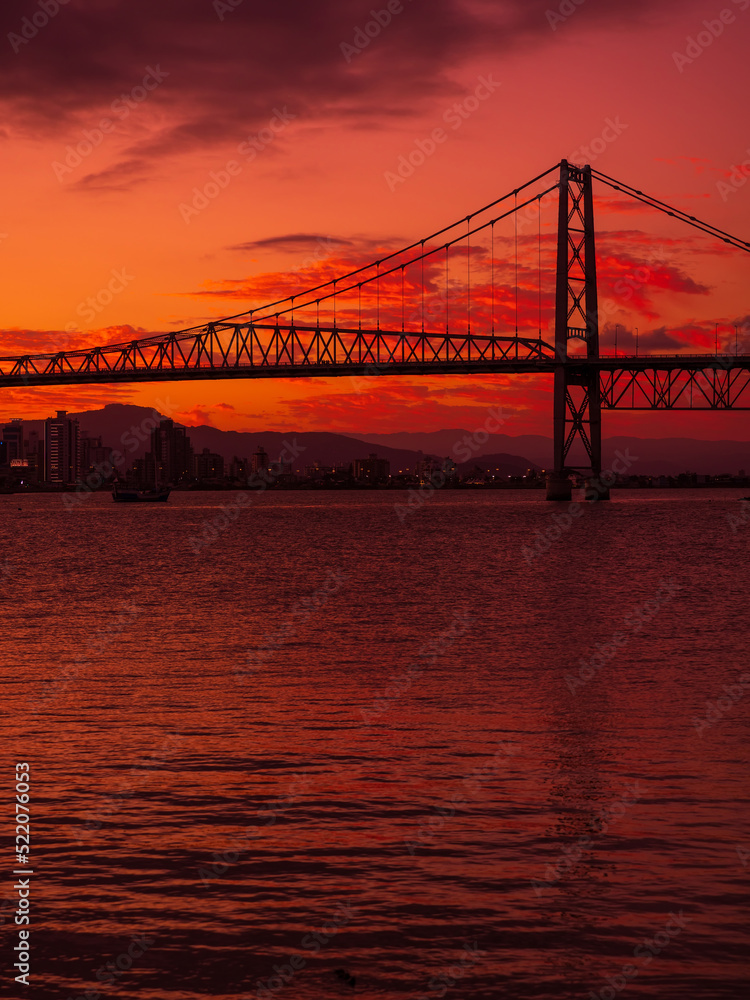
[546,160,606,501]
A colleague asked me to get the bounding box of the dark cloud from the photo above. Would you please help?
[73,157,152,191]
[1,1,489,127]
[605,325,687,351]
[599,320,742,354]
[228,234,355,253]
[0,324,159,357]
[595,232,713,319]
[598,197,655,215]
[2,0,692,186]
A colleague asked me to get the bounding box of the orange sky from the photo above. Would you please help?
[1,0,749,438]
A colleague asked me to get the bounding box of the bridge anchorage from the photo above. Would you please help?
[2,160,749,497]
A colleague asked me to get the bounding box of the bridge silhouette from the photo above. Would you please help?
[4,160,749,499]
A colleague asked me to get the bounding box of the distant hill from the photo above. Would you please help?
[600,436,750,477]
[359,429,750,476]
[360,429,552,464]
[20,404,748,477]
[67,404,538,474]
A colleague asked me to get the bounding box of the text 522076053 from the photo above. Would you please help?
[15,763,31,864]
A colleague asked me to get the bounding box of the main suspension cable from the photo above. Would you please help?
[175,165,562,333]
[591,168,750,253]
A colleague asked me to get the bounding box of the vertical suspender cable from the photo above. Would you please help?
[401,265,405,333]
[421,241,425,334]
[445,244,449,334]
[377,262,380,330]
[491,222,495,340]
[467,216,471,335]
[515,192,520,359]
[538,196,542,340]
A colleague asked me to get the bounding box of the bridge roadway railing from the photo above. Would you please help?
[0,326,555,387]
[0,321,749,409]
[595,355,750,409]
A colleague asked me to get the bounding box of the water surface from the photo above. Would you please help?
[2,490,749,999]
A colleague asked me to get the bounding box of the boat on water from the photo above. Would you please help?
[112,485,171,503]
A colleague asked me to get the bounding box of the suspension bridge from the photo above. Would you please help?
[3,160,749,499]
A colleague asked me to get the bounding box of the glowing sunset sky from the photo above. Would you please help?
[1,0,749,437]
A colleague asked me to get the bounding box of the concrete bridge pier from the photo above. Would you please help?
[585,477,611,502]
[545,473,572,502]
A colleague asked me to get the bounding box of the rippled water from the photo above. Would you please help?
[3,490,749,999]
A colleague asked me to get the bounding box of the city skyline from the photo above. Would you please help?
[3,403,750,488]
[0,408,404,487]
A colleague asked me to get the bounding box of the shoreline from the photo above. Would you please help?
[4,481,750,495]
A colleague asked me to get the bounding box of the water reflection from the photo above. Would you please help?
[1,491,748,998]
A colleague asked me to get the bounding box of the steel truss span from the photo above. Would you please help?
[0,326,555,388]
[3,323,748,406]
[598,361,750,410]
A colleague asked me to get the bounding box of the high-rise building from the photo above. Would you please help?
[80,435,113,476]
[251,446,269,473]
[194,448,224,480]
[25,429,41,456]
[304,462,334,481]
[21,455,41,485]
[44,411,80,484]
[2,419,24,462]
[354,453,390,483]
[229,456,248,481]
[25,431,44,484]
[416,456,451,484]
[268,461,295,484]
[147,419,193,485]
[303,461,351,481]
